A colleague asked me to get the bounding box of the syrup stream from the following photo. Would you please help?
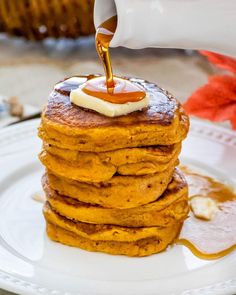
[96,15,117,92]
[81,16,146,104]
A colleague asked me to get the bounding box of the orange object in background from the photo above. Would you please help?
[200,51,236,74]
[184,51,236,129]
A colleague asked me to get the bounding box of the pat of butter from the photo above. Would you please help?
[54,77,88,90]
[70,86,149,117]
[31,191,46,203]
[190,196,219,220]
[64,77,88,85]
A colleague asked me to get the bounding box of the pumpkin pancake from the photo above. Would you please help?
[43,168,189,227]
[44,202,180,242]
[38,76,189,152]
[40,142,181,181]
[44,167,175,208]
[46,221,182,257]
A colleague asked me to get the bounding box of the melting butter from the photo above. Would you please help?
[190,196,219,220]
[70,77,149,117]
[32,191,46,203]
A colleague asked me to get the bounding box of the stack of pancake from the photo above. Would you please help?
[38,75,190,257]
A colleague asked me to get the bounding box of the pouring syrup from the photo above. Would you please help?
[81,16,146,104]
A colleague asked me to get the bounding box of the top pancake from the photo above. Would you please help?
[39,75,189,152]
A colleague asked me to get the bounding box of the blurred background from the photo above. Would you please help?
[0,0,214,126]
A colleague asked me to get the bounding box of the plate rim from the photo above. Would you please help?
[0,270,236,295]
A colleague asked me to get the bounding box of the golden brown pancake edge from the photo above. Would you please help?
[46,221,183,257]
[43,167,175,209]
[43,201,181,242]
[43,168,189,227]
[41,141,181,177]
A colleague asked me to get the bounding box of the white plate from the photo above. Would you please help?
[0,118,235,295]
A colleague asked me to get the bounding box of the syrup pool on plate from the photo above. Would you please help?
[178,167,236,260]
